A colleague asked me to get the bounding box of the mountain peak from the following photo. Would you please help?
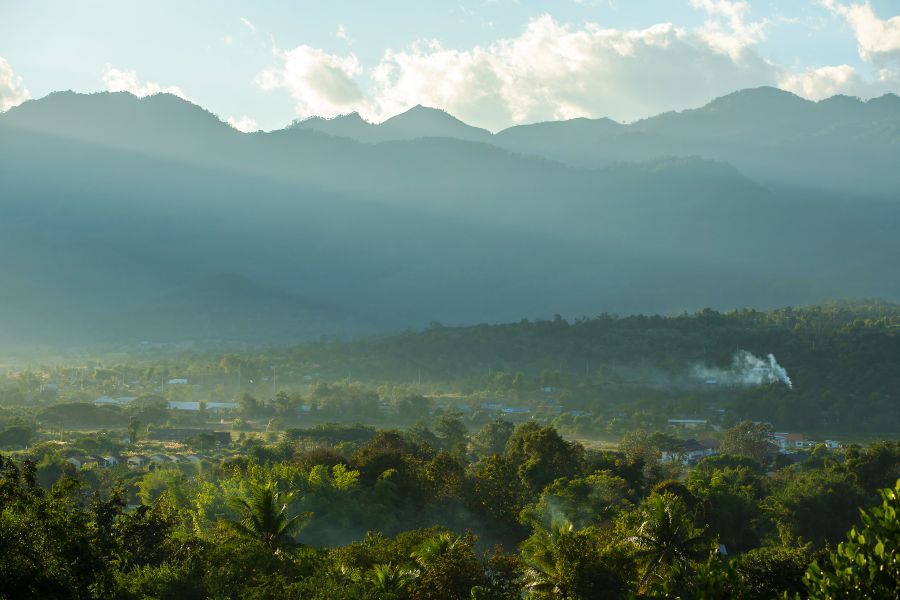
[707,86,809,110]
[384,104,457,123]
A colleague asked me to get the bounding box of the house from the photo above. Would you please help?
[661,439,717,465]
[126,455,148,469]
[149,428,232,446]
[66,456,84,469]
[183,455,202,465]
[500,406,531,421]
[167,401,238,412]
[480,403,503,411]
[95,396,136,406]
[167,378,189,385]
[773,432,805,450]
[668,419,708,429]
[102,456,119,467]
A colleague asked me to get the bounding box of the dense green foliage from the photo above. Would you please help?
[1,417,899,598]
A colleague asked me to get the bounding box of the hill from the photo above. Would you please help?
[0,90,899,347]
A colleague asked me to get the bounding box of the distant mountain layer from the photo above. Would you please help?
[0,89,898,348]
[294,87,900,195]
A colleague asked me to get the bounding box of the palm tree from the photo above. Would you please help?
[368,562,417,599]
[628,493,708,588]
[520,521,576,598]
[410,532,458,567]
[225,481,311,552]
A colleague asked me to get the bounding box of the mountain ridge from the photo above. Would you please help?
[1,87,898,348]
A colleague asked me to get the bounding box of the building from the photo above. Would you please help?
[126,455,148,469]
[661,439,717,465]
[95,396,137,406]
[773,432,805,450]
[668,419,708,429]
[149,428,231,446]
[167,401,238,412]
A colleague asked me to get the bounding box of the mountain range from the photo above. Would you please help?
[0,87,898,348]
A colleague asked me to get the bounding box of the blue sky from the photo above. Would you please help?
[1,0,899,131]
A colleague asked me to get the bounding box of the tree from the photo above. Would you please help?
[411,532,459,567]
[628,492,709,589]
[389,532,484,600]
[803,479,900,598]
[237,392,261,419]
[735,545,816,600]
[472,419,514,457]
[505,423,584,496]
[0,425,33,449]
[719,422,776,467]
[368,562,416,599]
[522,472,631,529]
[688,465,764,553]
[466,454,528,533]
[521,522,633,599]
[765,468,867,546]
[843,442,900,495]
[225,481,311,552]
[433,413,468,453]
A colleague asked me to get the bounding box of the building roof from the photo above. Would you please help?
[678,439,710,453]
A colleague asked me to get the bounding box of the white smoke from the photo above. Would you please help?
[694,350,793,389]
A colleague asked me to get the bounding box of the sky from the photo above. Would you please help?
[1,0,899,132]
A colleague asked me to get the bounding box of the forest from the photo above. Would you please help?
[1,303,900,598]
[2,417,900,598]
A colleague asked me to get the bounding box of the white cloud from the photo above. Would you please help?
[364,14,775,129]
[336,24,350,42]
[239,17,257,34]
[822,1,900,64]
[255,11,898,130]
[255,45,365,118]
[691,0,768,60]
[0,57,30,112]
[102,64,190,100]
[227,115,259,132]
[778,64,860,99]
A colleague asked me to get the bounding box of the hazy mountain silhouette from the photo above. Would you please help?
[285,87,900,196]
[501,88,900,195]
[0,89,898,347]
[291,105,492,144]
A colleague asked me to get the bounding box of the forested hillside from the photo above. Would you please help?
[0,91,899,347]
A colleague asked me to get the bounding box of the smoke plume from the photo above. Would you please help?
[694,350,793,389]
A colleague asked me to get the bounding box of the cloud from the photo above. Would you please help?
[255,45,365,118]
[778,64,860,99]
[240,17,257,34]
[364,14,775,129]
[336,24,350,42]
[0,57,30,112]
[690,0,768,60]
[255,11,898,130]
[102,64,190,100]
[822,1,900,65]
[227,115,259,132]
